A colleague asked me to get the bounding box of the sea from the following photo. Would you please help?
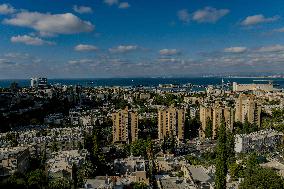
[0,77,284,89]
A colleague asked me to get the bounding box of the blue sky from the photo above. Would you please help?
[1,0,284,78]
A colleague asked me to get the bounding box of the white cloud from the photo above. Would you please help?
[0,59,15,66]
[68,59,94,65]
[273,27,284,33]
[158,58,181,63]
[3,11,94,36]
[178,7,229,24]
[73,5,93,14]
[159,49,180,56]
[192,7,229,23]
[0,3,15,15]
[118,2,130,9]
[109,45,138,53]
[4,52,31,60]
[177,9,190,23]
[74,44,98,52]
[241,14,279,26]
[104,0,119,6]
[11,35,55,46]
[257,45,284,52]
[224,47,247,53]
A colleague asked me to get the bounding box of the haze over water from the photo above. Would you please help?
[1,77,284,88]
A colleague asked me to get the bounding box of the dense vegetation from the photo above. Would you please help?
[239,153,284,189]
[262,108,284,132]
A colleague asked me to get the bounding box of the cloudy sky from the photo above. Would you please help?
[1,0,284,79]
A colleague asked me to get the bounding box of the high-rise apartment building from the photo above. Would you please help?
[212,102,234,137]
[112,107,138,144]
[158,106,185,142]
[199,102,234,139]
[235,94,261,126]
[199,104,213,139]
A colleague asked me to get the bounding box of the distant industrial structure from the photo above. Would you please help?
[232,81,274,92]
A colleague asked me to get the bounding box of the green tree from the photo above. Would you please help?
[30,118,41,125]
[72,163,78,189]
[233,121,243,134]
[10,82,20,93]
[6,133,18,147]
[90,127,108,176]
[243,116,250,134]
[130,182,148,189]
[27,169,48,189]
[77,141,83,150]
[51,141,59,152]
[240,154,284,189]
[48,178,71,189]
[81,160,95,178]
[131,139,151,157]
[205,117,213,139]
[169,136,176,154]
[226,131,235,164]
[229,162,244,181]
[5,172,27,189]
[215,121,227,189]
[188,117,201,139]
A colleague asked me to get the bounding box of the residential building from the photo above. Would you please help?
[199,104,213,139]
[114,156,149,185]
[212,102,234,138]
[235,129,283,153]
[47,150,88,179]
[181,164,213,187]
[0,147,30,177]
[112,107,138,144]
[30,77,48,88]
[235,94,261,126]
[30,77,38,88]
[38,77,48,87]
[158,105,185,142]
[199,102,234,139]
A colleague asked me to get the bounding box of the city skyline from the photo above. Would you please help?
[1,0,284,78]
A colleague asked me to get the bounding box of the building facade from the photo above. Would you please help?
[235,129,283,153]
[158,106,185,142]
[112,107,138,144]
[200,102,234,139]
[212,102,234,138]
[235,94,261,126]
[0,147,30,177]
[232,82,273,92]
[199,104,213,139]
[30,77,48,88]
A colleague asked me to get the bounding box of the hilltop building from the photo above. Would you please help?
[232,82,273,92]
